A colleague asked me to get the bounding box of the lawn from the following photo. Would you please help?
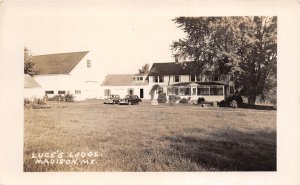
[24,100,276,172]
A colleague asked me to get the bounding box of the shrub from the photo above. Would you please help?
[168,95,180,105]
[219,94,243,108]
[219,100,230,107]
[230,100,238,108]
[157,93,167,103]
[197,97,205,104]
[65,93,74,102]
[24,98,49,109]
[226,94,243,105]
[179,98,188,104]
[47,95,64,101]
[47,94,74,102]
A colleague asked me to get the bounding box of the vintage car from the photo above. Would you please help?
[118,95,142,105]
[103,94,120,104]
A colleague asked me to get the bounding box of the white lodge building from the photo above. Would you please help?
[100,62,235,102]
[31,51,100,101]
[147,62,235,102]
[101,74,151,99]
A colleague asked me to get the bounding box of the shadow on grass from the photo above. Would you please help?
[238,103,276,110]
[162,129,276,171]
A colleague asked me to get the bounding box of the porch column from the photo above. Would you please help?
[208,86,211,96]
[223,86,225,99]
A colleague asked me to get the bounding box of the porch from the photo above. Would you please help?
[166,82,229,102]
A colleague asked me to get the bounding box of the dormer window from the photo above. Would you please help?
[190,75,196,82]
[136,76,144,81]
[87,60,91,68]
[174,75,180,82]
[191,75,201,82]
[213,75,220,81]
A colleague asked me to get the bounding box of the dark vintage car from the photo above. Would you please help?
[103,94,121,104]
[118,95,142,105]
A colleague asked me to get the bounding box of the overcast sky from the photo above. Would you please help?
[15,2,187,80]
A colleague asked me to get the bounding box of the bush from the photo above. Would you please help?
[179,98,188,104]
[47,94,74,102]
[226,94,243,105]
[48,95,64,101]
[168,95,180,105]
[230,100,238,108]
[197,97,205,104]
[157,93,167,103]
[24,98,49,109]
[219,94,243,108]
[65,93,74,102]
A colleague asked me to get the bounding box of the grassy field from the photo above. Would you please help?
[24,100,276,172]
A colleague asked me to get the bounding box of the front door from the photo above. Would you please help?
[140,89,144,98]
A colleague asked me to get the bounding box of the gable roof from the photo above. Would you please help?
[24,74,41,88]
[101,74,148,86]
[148,62,197,76]
[32,51,89,74]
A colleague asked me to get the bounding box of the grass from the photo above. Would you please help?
[24,100,276,172]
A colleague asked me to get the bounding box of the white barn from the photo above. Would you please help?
[31,51,100,101]
[24,74,43,99]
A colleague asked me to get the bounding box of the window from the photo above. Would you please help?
[153,76,164,83]
[174,75,180,82]
[213,75,220,81]
[58,91,65,94]
[159,76,164,83]
[192,88,196,95]
[230,86,234,94]
[196,75,201,82]
[136,76,143,81]
[190,75,196,82]
[75,90,81,94]
[128,88,134,95]
[179,88,186,95]
[179,88,190,96]
[198,87,210,95]
[210,86,223,95]
[45,91,54,94]
[87,60,91,68]
[104,89,111,96]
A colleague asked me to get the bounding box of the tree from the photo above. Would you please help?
[24,47,38,76]
[138,63,150,74]
[171,16,277,105]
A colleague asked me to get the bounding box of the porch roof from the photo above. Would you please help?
[171,82,227,87]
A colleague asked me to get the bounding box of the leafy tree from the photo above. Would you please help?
[171,16,277,105]
[138,63,150,74]
[24,47,38,76]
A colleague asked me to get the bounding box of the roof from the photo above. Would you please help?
[31,51,89,74]
[24,74,41,88]
[171,82,227,86]
[101,74,148,86]
[148,62,198,76]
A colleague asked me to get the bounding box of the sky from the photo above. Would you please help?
[15,1,187,80]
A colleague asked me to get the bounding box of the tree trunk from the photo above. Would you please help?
[248,95,256,106]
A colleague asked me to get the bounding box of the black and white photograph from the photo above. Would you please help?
[0,0,300,184]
